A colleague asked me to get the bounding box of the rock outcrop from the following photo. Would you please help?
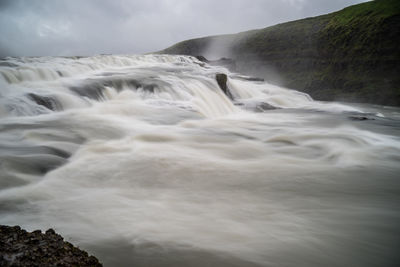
[0,225,102,267]
[215,73,234,100]
[27,93,62,111]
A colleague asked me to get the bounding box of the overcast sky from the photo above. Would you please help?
[0,0,368,57]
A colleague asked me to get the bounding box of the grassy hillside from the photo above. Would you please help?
[159,0,400,106]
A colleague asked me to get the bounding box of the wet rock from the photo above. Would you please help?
[0,62,19,67]
[216,73,227,88]
[348,115,374,121]
[69,83,107,100]
[69,77,162,100]
[215,73,234,100]
[195,55,209,62]
[0,225,102,266]
[234,101,278,112]
[255,102,277,112]
[232,74,264,82]
[27,93,63,111]
[193,56,236,71]
[209,57,236,71]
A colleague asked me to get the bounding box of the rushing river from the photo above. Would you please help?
[0,54,399,266]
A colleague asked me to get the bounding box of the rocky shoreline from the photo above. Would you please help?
[0,225,102,266]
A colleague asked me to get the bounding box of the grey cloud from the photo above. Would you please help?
[0,0,368,57]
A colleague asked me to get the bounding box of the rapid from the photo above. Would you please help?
[0,54,399,266]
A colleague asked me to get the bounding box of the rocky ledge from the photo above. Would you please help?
[0,225,102,267]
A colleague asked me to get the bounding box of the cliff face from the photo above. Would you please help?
[159,0,400,106]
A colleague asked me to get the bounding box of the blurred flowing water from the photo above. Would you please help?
[0,54,399,266]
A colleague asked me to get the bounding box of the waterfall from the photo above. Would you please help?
[1,54,400,267]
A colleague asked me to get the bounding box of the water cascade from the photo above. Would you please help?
[1,54,399,266]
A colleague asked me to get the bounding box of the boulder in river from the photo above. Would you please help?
[215,73,234,100]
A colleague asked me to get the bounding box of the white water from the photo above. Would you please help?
[1,54,400,266]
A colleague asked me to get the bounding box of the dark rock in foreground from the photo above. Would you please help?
[0,225,102,267]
